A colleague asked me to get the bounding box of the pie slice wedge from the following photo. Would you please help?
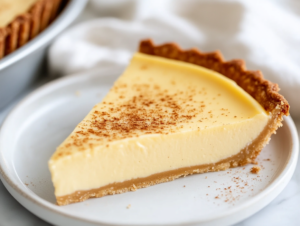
[49,40,289,205]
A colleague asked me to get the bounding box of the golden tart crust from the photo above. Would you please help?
[55,40,289,205]
[139,39,289,116]
[0,0,63,59]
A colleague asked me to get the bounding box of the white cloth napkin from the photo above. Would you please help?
[48,0,300,117]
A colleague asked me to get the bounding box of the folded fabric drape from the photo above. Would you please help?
[48,0,300,117]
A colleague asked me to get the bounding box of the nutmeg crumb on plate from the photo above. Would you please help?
[126,204,131,209]
[251,166,261,174]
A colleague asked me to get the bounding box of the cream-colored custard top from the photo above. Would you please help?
[0,0,37,27]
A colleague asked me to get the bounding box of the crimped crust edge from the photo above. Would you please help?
[0,0,62,59]
[139,39,289,116]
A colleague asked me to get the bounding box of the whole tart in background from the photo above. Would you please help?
[0,0,63,59]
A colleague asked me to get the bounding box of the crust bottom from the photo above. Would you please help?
[56,111,283,206]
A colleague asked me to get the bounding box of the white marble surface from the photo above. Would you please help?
[0,80,299,226]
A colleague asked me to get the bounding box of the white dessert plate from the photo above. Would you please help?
[0,67,298,226]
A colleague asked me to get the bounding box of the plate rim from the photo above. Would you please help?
[0,70,299,226]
